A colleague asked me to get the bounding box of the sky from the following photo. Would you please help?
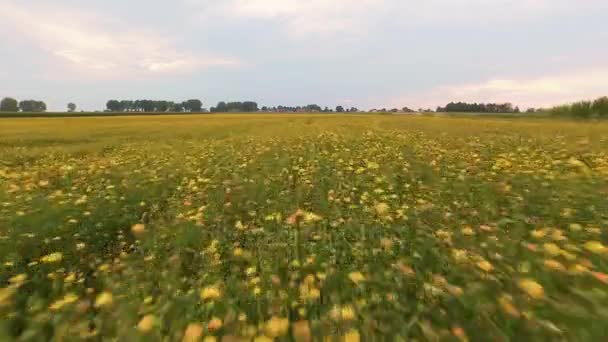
[0,0,607,111]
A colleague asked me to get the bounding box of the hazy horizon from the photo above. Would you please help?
[1,0,607,111]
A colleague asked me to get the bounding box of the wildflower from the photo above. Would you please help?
[476,260,494,272]
[137,315,156,333]
[235,221,245,230]
[94,291,113,308]
[183,323,203,342]
[207,317,223,332]
[348,271,365,284]
[200,286,221,301]
[340,305,356,321]
[8,274,27,287]
[41,252,63,264]
[592,272,608,284]
[584,241,607,254]
[265,317,289,338]
[461,227,475,236]
[498,294,521,317]
[342,329,360,342]
[380,238,394,250]
[518,279,544,299]
[131,223,146,236]
[543,243,561,256]
[544,259,566,272]
[374,202,390,216]
[292,321,311,342]
[49,293,79,311]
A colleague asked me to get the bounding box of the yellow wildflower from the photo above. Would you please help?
[518,279,544,299]
[584,241,607,254]
[476,260,494,272]
[137,315,156,333]
[182,323,203,342]
[543,243,561,256]
[49,293,79,311]
[348,271,365,284]
[131,223,146,236]
[94,291,113,308]
[265,316,289,338]
[207,317,223,332]
[200,286,221,301]
[342,329,360,342]
[41,252,63,264]
[374,202,390,216]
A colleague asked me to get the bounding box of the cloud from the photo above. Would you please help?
[387,67,608,110]
[0,2,240,79]
[186,0,608,38]
[188,0,385,37]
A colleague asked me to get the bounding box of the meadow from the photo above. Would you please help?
[1,114,608,341]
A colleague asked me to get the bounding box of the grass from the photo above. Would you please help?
[1,114,608,341]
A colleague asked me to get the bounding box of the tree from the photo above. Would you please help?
[216,101,227,112]
[336,106,344,112]
[19,100,46,112]
[592,97,608,117]
[106,100,121,112]
[0,97,19,112]
[242,101,258,112]
[184,99,203,112]
[68,103,77,112]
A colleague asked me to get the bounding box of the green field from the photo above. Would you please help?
[1,114,608,341]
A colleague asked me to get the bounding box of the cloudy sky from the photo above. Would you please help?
[0,0,607,111]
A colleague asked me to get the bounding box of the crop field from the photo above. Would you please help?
[1,114,608,341]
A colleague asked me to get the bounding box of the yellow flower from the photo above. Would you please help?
[207,317,223,332]
[137,315,156,333]
[49,293,79,311]
[544,259,566,272]
[530,229,547,239]
[41,252,63,264]
[0,287,16,306]
[342,329,360,342]
[498,294,520,317]
[518,279,544,299]
[265,316,289,338]
[374,203,390,216]
[348,272,365,284]
[543,243,561,256]
[131,223,146,236]
[303,212,322,223]
[584,241,607,254]
[182,323,203,342]
[476,260,494,272]
[94,291,113,308]
[292,321,311,342]
[8,274,27,287]
[461,227,475,236]
[340,305,356,321]
[380,238,394,250]
[200,286,221,301]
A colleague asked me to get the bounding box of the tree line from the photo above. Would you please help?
[548,96,608,118]
[105,99,203,112]
[436,102,520,113]
[258,105,359,113]
[0,97,47,112]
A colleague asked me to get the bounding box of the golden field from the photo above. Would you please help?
[1,114,608,340]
